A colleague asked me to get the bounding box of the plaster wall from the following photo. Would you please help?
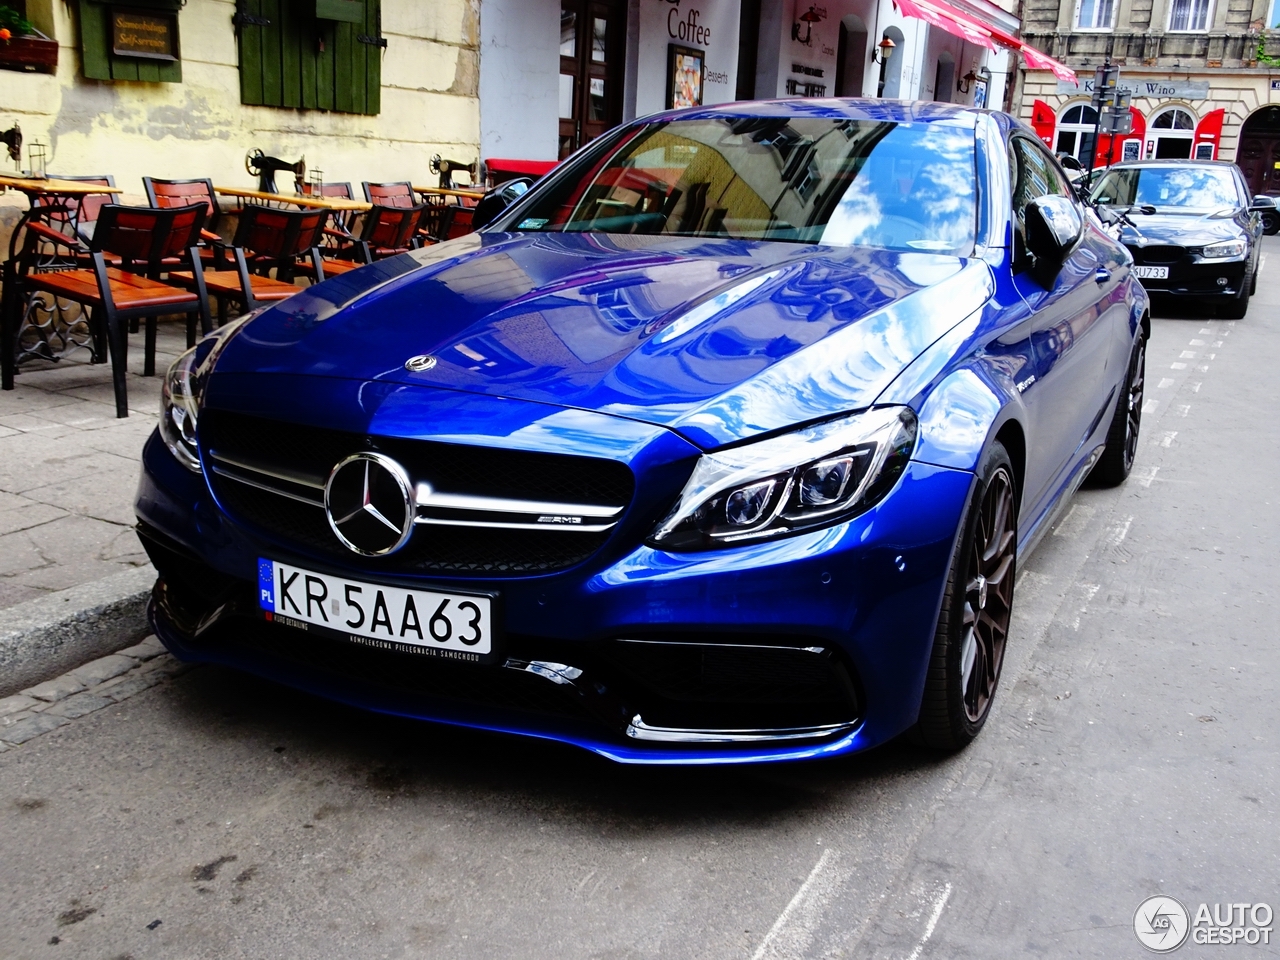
[479,0,559,161]
[0,0,482,207]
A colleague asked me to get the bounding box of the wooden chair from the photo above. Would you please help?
[41,174,117,246]
[314,203,425,278]
[142,177,224,252]
[361,181,416,207]
[2,204,212,418]
[169,204,326,318]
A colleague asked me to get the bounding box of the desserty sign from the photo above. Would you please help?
[1056,77,1209,99]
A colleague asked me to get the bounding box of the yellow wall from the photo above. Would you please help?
[1,0,481,206]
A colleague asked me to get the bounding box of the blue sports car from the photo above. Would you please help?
[137,100,1148,764]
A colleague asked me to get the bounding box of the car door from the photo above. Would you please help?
[1008,135,1120,519]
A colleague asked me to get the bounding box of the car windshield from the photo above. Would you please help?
[1090,165,1240,211]
[504,116,978,254]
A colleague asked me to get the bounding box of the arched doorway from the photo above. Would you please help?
[835,15,868,97]
[1149,107,1196,159]
[1238,106,1280,196]
[933,51,955,103]
[1054,102,1098,163]
[878,26,905,98]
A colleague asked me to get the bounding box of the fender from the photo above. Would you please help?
[909,365,1025,474]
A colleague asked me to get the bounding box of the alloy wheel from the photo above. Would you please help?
[1123,340,1145,471]
[958,467,1016,723]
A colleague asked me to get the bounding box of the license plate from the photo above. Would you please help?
[1134,265,1169,279]
[258,559,496,663]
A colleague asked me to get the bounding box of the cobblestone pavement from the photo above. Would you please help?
[0,636,188,750]
[0,319,189,609]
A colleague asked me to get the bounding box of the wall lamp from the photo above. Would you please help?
[871,36,896,63]
[958,69,977,93]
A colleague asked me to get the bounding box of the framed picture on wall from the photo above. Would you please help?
[667,44,705,109]
[1122,139,1142,161]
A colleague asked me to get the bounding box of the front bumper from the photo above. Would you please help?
[137,428,975,764]
[1128,250,1250,298]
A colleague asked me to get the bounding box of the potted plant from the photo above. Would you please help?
[0,4,57,74]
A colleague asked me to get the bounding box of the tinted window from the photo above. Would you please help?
[505,116,978,254]
[1091,165,1241,210]
[1010,137,1071,224]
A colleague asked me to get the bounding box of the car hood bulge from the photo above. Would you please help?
[214,232,993,447]
[1117,210,1246,247]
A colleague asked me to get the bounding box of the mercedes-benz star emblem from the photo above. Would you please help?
[404,354,438,372]
[324,453,415,556]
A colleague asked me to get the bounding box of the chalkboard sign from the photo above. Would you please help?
[111,8,178,61]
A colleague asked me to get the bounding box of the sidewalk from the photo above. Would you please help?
[0,318,191,609]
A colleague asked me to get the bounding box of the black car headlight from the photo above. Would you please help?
[650,406,918,551]
[158,315,253,472]
[1201,239,1246,260]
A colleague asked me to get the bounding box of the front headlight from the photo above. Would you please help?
[1201,239,1246,260]
[158,315,253,472]
[650,406,917,551]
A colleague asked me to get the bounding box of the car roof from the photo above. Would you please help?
[1103,159,1239,169]
[641,97,986,126]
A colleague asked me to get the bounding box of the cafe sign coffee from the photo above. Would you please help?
[111,7,179,61]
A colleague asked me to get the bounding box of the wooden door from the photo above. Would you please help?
[559,0,624,159]
[1238,136,1280,197]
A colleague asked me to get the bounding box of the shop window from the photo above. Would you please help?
[78,0,183,83]
[236,0,383,116]
[1075,0,1115,29]
[1150,107,1196,158]
[1054,103,1098,163]
[1270,0,1280,28]
[1167,0,1212,31]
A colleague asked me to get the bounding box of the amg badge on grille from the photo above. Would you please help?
[404,355,438,372]
[324,453,415,556]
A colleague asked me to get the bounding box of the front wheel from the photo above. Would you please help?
[916,442,1017,751]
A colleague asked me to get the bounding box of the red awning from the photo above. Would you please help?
[892,0,1077,85]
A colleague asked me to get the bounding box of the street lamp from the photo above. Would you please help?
[957,70,977,94]
[871,36,896,63]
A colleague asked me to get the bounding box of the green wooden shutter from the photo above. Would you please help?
[237,0,380,115]
[78,0,182,83]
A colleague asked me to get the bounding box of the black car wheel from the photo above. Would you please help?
[917,442,1017,751]
[1261,211,1279,236]
[1090,333,1145,487]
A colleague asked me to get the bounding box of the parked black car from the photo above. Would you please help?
[1089,160,1265,318]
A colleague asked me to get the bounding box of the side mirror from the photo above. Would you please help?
[472,177,535,230]
[1024,194,1083,288]
[1249,194,1276,212]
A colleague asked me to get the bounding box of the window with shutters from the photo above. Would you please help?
[235,0,383,115]
[77,0,183,83]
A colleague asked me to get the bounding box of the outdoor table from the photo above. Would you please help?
[0,175,124,371]
[412,186,485,203]
[214,186,371,213]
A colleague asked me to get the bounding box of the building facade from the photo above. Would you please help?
[1017,0,1280,194]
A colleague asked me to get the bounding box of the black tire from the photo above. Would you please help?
[1090,333,1145,487]
[1261,211,1279,236]
[917,442,1017,751]
[1219,280,1250,319]
[1251,266,1259,297]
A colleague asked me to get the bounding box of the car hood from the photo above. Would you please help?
[1117,210,1246,247]
[215,232,993,448]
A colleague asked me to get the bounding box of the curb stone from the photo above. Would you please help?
[0,566,157,698]
[0,636,188,749]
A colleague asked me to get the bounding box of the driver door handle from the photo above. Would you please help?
[1095,266,1112,284]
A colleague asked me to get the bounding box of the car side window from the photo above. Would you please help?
[1010,137,1074,264]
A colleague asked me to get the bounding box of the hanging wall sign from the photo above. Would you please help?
[110,7,178,61]
[636,0,739,115]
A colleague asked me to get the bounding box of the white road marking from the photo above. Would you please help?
[904,884,954,960]
[1191,382,1202,393]
[1156,430,1177,447]
[1157,378,1174,388]
[1142,398,1159,414]
[1206,353,1216,360]
[1106,516,1134,546]
[1070,583,1102,630]
[1199,328,1213,334]
[1136,466,1159,487]
[1170,362,1187,370]
[1213,340,1224,347]
[1179,350,1197,358]
[751,849,845,960]
[1189,339,1206,346]
[1196,364,1210,372]
[1177,404,1191,417]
